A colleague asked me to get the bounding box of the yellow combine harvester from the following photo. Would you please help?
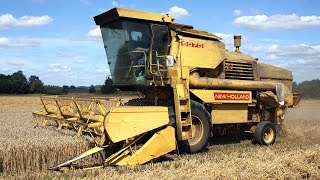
[33,8,301,171]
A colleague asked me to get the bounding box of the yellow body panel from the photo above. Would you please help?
[105,106,170,143]
[94,8,173,25]
[190,90,252,103]
[49,126,176,171]
[115,126,176,165]
[171,36,226,69]
[116,8,173,22]
[211,104,248,124]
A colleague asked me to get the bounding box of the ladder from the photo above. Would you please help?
[173,82,192,141]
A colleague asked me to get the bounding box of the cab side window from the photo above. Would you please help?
[151,25,170,56]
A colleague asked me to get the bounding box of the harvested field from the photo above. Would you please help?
[0,96,319,179]
[0,96,90,174]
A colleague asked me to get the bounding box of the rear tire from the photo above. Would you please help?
[254,121,276,145]
[179,100,211,153]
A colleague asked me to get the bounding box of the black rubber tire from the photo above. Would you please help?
[179,100,212,153]
[254,121,277,145]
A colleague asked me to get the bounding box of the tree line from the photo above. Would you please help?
[293,79,320,99]
[0,71,116,95]
[1,70,319,98]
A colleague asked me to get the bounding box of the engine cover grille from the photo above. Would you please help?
[224,60,254,80]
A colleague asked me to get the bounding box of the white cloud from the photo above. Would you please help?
[261,38,282,43]
[75,59,85,64]
[87,26,102,40]
[213,33,235,45]
[166,6,189,19]
[257,43,320,76]
[110,0,132,8]
[233,14,320,31]
[0,36,109,86]
[56,50,85,64]
[268,44,320,57]
[98,8,108,13]
[240,43,320,82]
[6,59,25,66]
[48,64,71,73]
[112,0,120,7]
[233,9,242,17]
[297,58,314,65]
[212,33,254,52]
[80,0,91,5]
[0,37,40,48]
[243,44,265,54]
[264,54,279,61]
[0,14,53,29]
[47,63,78,81]
[211,34,320,80]
[95,67,108,74]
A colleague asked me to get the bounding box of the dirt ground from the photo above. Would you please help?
[0,96,319,179]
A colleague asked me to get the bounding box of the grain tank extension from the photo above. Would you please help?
[33,8,301,171]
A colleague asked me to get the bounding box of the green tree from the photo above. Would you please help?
[101,76,116,94]
[295,79,320,98]
[89,85,96,93]
[292,81,298,93]
[44,85,63,95]
[0,74,12,94]
[28,75,45,93]
[62,85,69,94]
[10,71,29,94]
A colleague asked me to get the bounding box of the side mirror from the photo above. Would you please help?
[174,28,182,34]
[166,55,174,67]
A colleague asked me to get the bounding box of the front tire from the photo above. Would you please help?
[179,100,211,153]
[254,121,277,145]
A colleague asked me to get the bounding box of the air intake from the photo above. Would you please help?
[224,60,254,80]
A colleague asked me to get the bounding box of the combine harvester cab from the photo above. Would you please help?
[32,8,301,171]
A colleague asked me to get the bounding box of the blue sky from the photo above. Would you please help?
[0,0,319,86]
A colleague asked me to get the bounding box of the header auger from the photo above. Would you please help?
[33,8,300,171]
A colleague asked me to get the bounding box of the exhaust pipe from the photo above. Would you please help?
[234,35,241,53]
[189,71,276,91]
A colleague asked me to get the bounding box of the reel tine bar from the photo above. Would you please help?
[33,96,122,140]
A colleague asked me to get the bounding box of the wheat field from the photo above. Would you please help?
[0,96,319,179]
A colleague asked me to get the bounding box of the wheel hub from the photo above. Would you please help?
[189,115,204,145]
[263,127,274,144]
